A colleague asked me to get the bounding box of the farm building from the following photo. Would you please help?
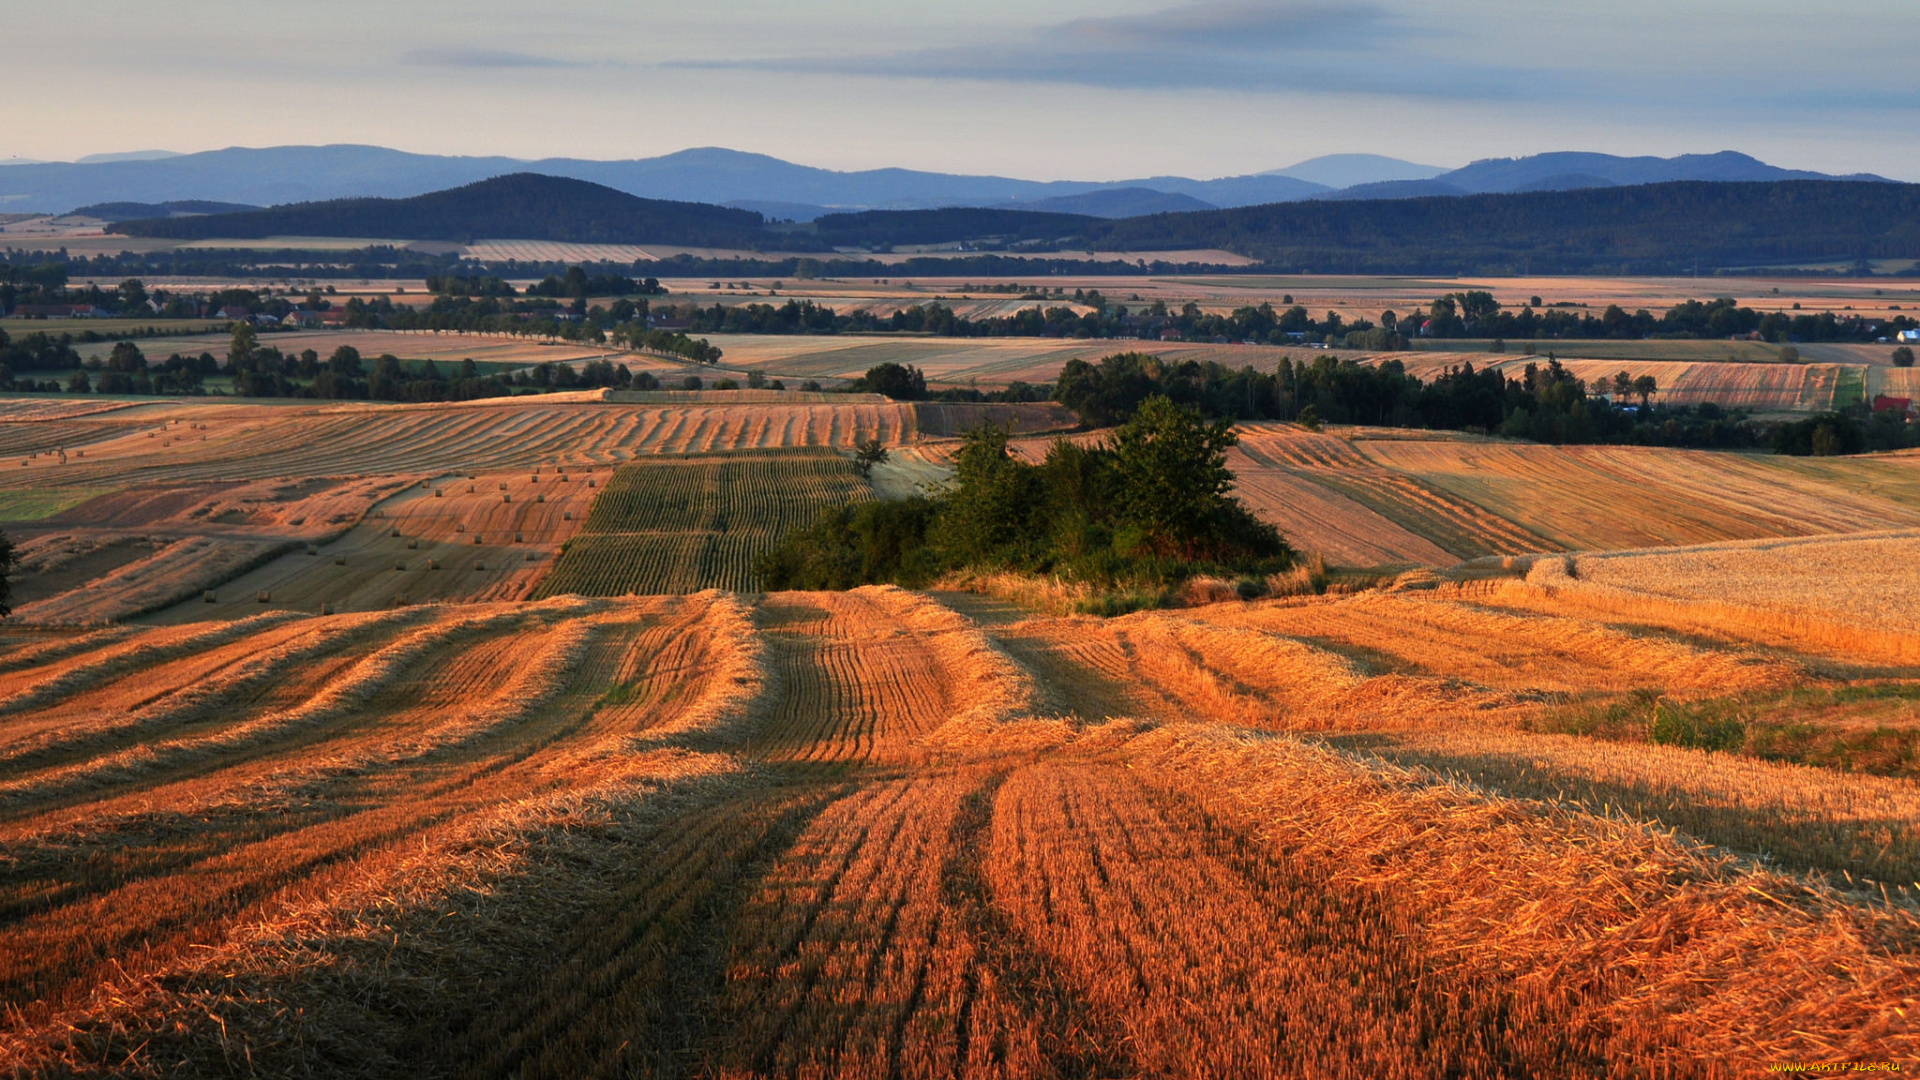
[1873,394,1914,417]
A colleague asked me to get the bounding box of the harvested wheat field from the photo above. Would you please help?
[4,563,1918,1076]
[3,389,1919,1076]
[922,421,1920,567]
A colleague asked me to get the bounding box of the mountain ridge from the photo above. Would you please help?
[0,144,1889,217]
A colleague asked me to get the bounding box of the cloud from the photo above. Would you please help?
[402,48,576,69]
[1060,1,1389,49]
[668,0,1550,100]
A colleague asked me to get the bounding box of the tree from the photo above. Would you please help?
[66,369,91,393]
[854,438,889,478]
[228,322,257,369]
[1895,346,1915,368]
[0,528,14,618]
[1108,396,1240,558]
[107,341,145,373]
[1632,374,1658,411]
[328,345,364,377]
[858,362,926,401]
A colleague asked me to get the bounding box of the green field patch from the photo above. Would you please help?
[0,487,115,521]
[1831,365,1867,410]
[535,448,868,597]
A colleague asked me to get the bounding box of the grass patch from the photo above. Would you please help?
[0,488,112,522]
[1540,683,1920,778]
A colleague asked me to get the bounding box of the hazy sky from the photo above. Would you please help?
[9,0,1918,179]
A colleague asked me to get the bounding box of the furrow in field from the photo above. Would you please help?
[0,609,425,776]
[0,612,301,718]
[710,773,1046,1079]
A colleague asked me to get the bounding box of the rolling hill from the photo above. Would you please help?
[113,174,774,248]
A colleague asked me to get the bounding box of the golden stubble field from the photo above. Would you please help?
[2,391,1919,1074]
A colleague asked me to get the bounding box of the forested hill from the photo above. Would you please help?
[105,175,1920,274]
[114,174,775,248]
[811,207,1101,248]
[1081,181,1920,274]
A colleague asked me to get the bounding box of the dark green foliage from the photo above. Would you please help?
[523,267,664,299]
[1895,346,1915,368]
[425,273,517,297]
[754,499,943,590]
[1051,351,1765,450]
[812,207,1100,248]
[1771,412,1870,456]
[115,174,772,248]
[853,439,889,477]
[757,399,1292,592]
[0,528,14,618]
[852,363,926,401]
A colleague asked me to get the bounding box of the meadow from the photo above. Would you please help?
[0,382,1917,1074]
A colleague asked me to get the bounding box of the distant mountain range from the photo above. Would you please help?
[110,173,1920,278]
[0,145,1892,218]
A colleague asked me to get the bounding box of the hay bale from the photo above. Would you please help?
[203,590,216,603]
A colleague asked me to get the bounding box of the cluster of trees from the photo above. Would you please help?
[338,294,723,364]
[757,397,1292,591]
[216,326,660,402]
[644,292,1911,349]
[1410,291,1913,345]
[3,246,1243,288]
[522,268,665,300]
[1049,352,1765,449]
[1771,410,1920,455]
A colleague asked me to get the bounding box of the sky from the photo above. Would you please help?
[7,0,1918,180]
